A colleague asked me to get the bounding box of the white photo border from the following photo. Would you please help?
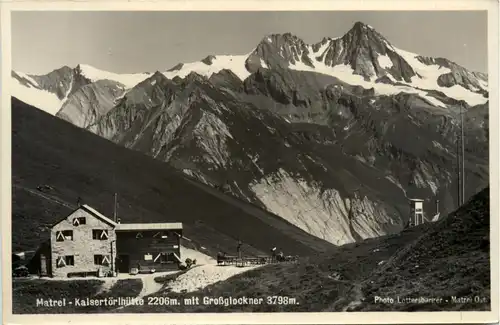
[1,1,498,324]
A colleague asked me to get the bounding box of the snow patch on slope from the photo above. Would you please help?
[290,60,448,108]
[164,54,251,81]
[60,75,74,106]
[313,41,331,58]
[390,47,488,106]
[78,64,149,89]
[16,72,40,87]
[377,54,393,69]
[287,43,488,107]
[11,77,64,115]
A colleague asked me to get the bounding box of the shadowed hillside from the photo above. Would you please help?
[344,186,491,311]
[11,97,335,259]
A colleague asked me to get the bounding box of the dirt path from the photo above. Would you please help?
[342,282,364,311]
[333,226,435,311]
[112,272,178,311]
[137,275,164,298]
[13,184,76,209]
[95,278,119,295]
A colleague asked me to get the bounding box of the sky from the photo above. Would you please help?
[11,11,488,75]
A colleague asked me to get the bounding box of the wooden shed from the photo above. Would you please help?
[115,223,183,273]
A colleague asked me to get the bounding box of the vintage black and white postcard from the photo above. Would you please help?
[1,0,498,324]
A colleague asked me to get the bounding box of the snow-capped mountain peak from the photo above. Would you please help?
[11,21,488,116]
[75,64,147,89]
[243,23,488,107]
[245,33,315,73]
[349,21,377,33]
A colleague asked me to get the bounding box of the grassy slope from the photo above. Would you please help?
[12,279,104,314]
[119,224,433,313]
[11,97,335,258]
[347,186,491,311]
[12,279,142,314]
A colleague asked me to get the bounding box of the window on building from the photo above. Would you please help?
[154,252,176,264]
[92,229,109,240]
[56,255,75,268]
[94,254,110,266]
[56,256,65,267]
[66,255,75,266]
[153,231,168,239]
[56,230,74,242]
[72,217,86,226]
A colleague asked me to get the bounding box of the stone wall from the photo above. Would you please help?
[51,208,116,277]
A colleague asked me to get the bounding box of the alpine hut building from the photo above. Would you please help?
[42,204,183,278]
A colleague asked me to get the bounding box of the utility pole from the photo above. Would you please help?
[112,158,118,223]
[461,105,465,205]
[114,193,118,223]
[456,127,461,207]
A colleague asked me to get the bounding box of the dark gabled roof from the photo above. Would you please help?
[51,204,117,228]
[115,222,183,231]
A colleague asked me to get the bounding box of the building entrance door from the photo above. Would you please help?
[117,255,130,273]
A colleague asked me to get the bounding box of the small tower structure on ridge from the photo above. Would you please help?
[409,198,425,227]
